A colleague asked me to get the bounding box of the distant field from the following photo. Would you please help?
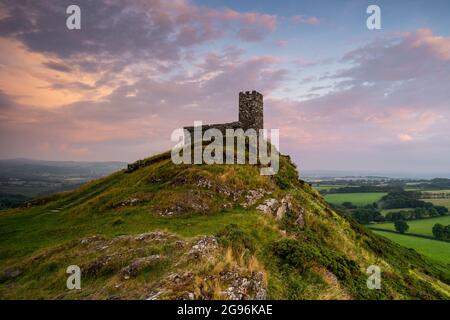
[368,215,450,236]
[312,184,347,191]
[380,208,413,216]
[423,198,450,210]
[372,230,450,264]
[324,192,386,206]
[422,189,450,193]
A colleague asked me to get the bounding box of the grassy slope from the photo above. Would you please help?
[372,231,450,265]
[0,152,449,300]
[324,192,387,206]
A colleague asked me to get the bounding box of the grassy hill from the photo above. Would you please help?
[0,151,449,299]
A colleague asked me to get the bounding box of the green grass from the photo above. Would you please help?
[0,203,263,263]
[368,215,450,237]
[422,199,450,210]
[372,230,450,265]
[324,192,387,206]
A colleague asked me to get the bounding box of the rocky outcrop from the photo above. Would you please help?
[295,207,305,228]
[256,198,279,214]
[134,231,173,242]
[188,236,219,259]
[221,270,267,300]
[242,189,267,208]
[120,255,162,279]
[118,198,140,207]
[256,194,305,228]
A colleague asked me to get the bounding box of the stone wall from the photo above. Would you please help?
[184,121,242,139]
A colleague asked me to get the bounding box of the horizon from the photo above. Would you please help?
[2,157,450,180]
[1,0,450,173]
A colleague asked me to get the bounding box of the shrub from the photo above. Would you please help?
[270,239,320,273]
[216,224,255,253]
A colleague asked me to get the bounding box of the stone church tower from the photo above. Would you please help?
[184,91,264,139]
[238,91,264,132]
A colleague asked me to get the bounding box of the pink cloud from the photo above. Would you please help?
[0,50,287,161]
[341,29,450,82]
[397,134,413,142]
[0,0,277,76]
[407,28,450,60]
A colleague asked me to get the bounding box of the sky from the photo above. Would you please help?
[0,0,449,174]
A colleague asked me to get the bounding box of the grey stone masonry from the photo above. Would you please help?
[239,91,263,131]
[184,91,263,140]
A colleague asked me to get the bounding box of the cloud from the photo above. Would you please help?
[397,133,413,142]
[0,0,277,64]
[0,0,448,174]
[264,29,450,171]
[0,0,279,108]
[42,61,72,73]
[290,15,320,25]
[340,29,450,83]
[0,49,287,161]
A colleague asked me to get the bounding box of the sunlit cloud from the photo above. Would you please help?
[0,1,449,172]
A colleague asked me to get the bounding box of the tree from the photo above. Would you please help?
[432,224,445,239]
[435,206,449,216]
[342,202,356,209]
[444,225,450,240]
[394,220,409,234]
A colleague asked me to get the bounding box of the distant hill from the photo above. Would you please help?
[0,159,126,207]
[0,152,448,299]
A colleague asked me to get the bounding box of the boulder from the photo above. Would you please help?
[256,198,279,214]
[188,236,218,259]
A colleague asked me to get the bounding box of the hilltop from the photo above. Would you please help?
[0,151,449,299]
